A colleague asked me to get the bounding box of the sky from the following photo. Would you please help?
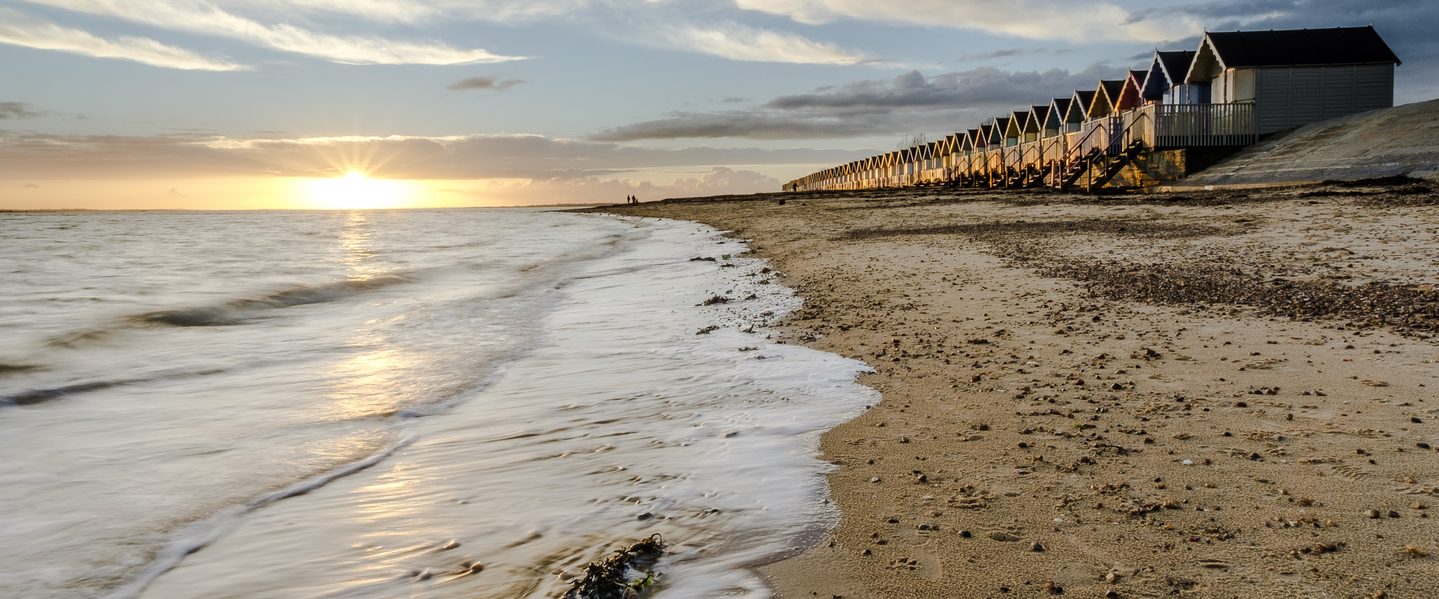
[1,0,1436,209]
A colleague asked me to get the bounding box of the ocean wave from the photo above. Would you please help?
[101,438,415,599]
[133,274,415,328]
[0,368,226,407]
[0,363,40,377]
[43,274,419,347]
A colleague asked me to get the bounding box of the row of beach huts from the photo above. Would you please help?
[784,26,1402,192]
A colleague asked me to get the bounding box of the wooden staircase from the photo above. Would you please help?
[1053,140,1147,191]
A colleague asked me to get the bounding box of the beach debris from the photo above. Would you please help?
[695,325,719,335]
[563,534,666,599]
[699,295,730,306]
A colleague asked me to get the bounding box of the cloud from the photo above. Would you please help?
[1124,0,1439,102]
[733,0,1198,43]
[593,65,1119,141]
[954,47,1073,63]
[0,102,46,120]
[447,76,526,92]
[662,22,865,64]
[0,131,867,181]
[668,167,781,196]
[22,183,40,188]
[0,8,245,71]
[219,0,594,25]
[591,111,882,141]
[17,0,524,65]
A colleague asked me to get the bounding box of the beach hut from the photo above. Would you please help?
[988,117,1011,146]
[1063,91,1094,132]
[1116,70,1147,112]
[1141,50,1201,104]
[1023,106,1047,142]
[1043,99,1069,138]
[1004,112,1027,146]
[1037,100,1069,166]
[1088,80,1126,118]
[1185,26,1401,133]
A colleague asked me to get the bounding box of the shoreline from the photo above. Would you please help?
[586,182,1439,597]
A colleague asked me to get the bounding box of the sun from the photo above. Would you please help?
[299,170,417,209]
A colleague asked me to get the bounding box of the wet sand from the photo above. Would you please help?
[588,181,1439,598]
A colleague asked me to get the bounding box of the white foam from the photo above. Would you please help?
[128,214,878,598]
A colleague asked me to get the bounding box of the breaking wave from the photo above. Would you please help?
[133,274,416,328]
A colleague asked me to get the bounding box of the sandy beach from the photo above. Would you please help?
[592,181,1439,597]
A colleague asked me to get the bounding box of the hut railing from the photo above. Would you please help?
[1152,102,1257,148]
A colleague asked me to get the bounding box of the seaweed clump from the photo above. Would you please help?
[564,534,666,599]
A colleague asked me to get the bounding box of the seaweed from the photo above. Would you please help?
[563,534,666,599]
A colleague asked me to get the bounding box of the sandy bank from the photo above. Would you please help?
[587,181,1439,598]
[1179,98,1439,188]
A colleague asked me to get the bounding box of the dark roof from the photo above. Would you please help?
[1206,26,1401,68]
[1070,90,1097,116]
[1156,50,1196,82]
[1050,98,1073,112]
[1096,80,1125,104]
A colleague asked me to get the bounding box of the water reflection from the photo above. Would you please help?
[339,211,382,281]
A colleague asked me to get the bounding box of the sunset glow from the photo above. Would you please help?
[299,171,418,210]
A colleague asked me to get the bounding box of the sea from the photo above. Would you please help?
[0,209,877,598]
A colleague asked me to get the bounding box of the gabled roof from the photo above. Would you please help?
[1157,50,1196,82]
[977,123,996,146]
[1067,90,1096,121]
[1024,105,1048,133]
[1202,26,1401,69]
[1142,50,1195,100]
[1090,80,1125,116]
[1005,112,1027,137]
[1116,70,1146,110]
[989,117,1011,142]
[1048,97,1072,128]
